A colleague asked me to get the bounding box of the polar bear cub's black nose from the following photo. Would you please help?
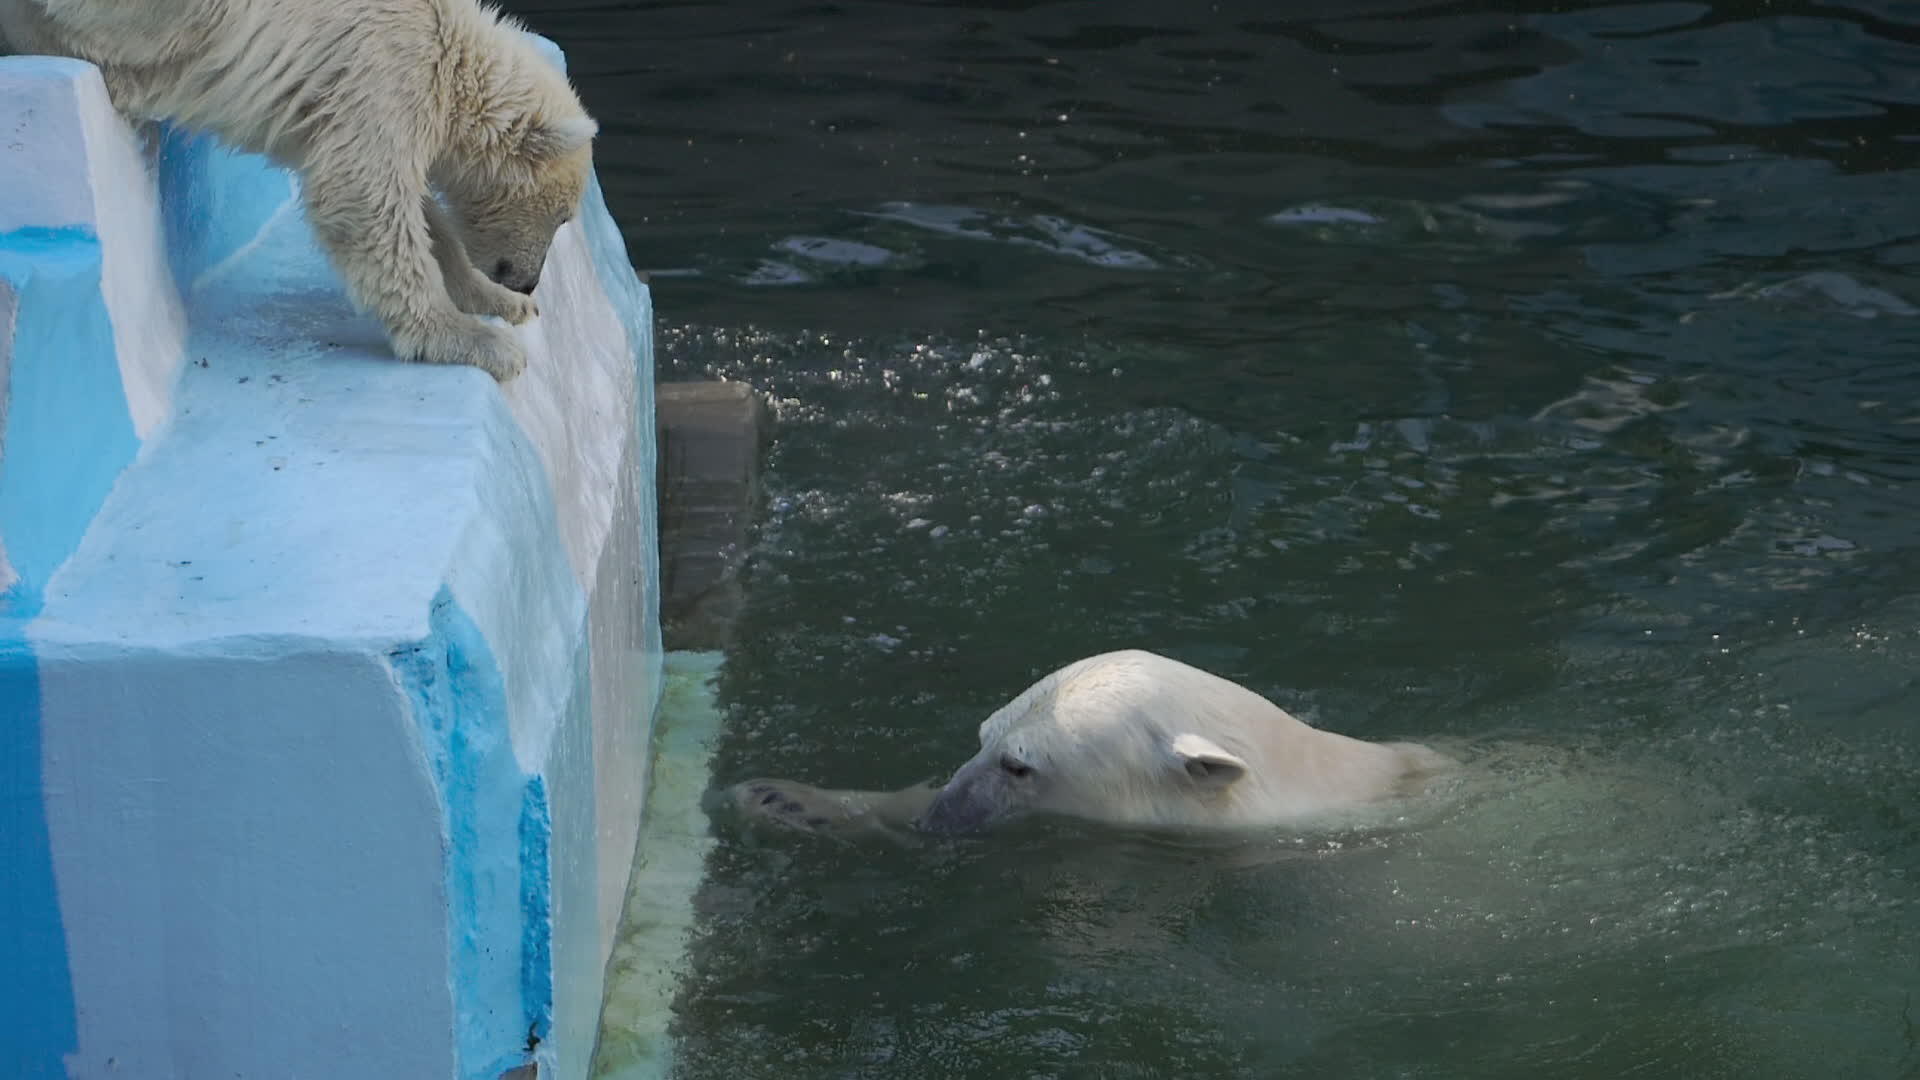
[492,258,539,294]
[491,258,540,295]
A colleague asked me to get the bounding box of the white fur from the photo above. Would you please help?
[0,0,599,380]
[957,649,1452,829]
[731,650,1453,837]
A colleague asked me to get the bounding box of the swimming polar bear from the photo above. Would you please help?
[732,649,1453,837]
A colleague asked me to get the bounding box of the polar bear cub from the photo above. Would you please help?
[735,649,1452,836]
[0,0,599,381]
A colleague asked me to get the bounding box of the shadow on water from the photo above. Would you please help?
[502,0,1920,1076]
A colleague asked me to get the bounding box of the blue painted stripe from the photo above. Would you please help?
[389,588,553,1080]
[0,227,139,618]
[0,638,78,1079]
[519,777,555,1048]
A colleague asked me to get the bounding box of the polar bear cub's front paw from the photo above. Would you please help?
[446,266,540,324]
[398,314,528,382]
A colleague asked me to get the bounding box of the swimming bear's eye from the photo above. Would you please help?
[1000,755,1033,779]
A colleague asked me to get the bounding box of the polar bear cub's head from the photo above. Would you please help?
[438,21,601,297]
[915,650,1447,834]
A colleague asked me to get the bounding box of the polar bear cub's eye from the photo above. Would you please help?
[1000,754,1034,779]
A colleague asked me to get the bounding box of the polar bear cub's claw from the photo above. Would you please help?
[399,316,527,382]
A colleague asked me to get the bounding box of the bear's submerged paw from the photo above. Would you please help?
[731,779,857,834]
[727,778,941,841]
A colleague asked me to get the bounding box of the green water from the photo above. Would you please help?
[517,0,1920,1074]
[647,319,1919,1077]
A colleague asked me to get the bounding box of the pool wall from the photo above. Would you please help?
[0,44,661,1080]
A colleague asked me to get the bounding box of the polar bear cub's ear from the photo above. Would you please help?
[524,113,599,161]
[1169,733,1248,788]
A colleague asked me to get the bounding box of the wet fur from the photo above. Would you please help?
[731,779,939,841]
[729,650,1456,840]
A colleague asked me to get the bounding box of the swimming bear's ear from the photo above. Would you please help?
[1169,733,1247,788]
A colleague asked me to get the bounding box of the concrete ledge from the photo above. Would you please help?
[589,651,726,1080]
[0,58,187,440]
[0,43,659,1080]
[657,381,771,651]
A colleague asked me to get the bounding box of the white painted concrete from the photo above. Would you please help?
[0,39,660,1080]
[0,58,186,437]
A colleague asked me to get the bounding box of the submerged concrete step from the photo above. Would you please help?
[656,380,772,651]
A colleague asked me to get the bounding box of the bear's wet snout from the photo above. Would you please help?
[915,786,995,833]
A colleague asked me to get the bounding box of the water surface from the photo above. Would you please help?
[510,2,1920,1076]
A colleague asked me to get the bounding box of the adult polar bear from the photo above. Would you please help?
[735,650,1454,836]
[0,0,598,381]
